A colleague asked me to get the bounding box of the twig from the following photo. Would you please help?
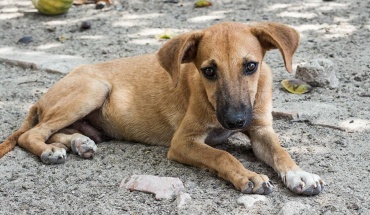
[312,123,349,132]
[17,80,44,85]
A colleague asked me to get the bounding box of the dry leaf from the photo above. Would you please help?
[194,0,212,8]
[281,79,312,94]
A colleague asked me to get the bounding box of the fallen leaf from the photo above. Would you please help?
[194,0,212,8]
[281,79,312,94]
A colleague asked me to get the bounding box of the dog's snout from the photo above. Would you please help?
[218,106,252,130]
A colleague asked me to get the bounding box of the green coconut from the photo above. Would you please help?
[32,0,73,15]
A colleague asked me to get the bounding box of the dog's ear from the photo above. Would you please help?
[157,31,203,87]
[251,22,300,73]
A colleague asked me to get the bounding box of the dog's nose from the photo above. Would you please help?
[225,115,246,130]
[217,104,252,130]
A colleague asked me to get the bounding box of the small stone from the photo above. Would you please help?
[359,92,370,97]
[278,201,311,215]
[237,195,267,208]
[120,175,185,200]
[80,21,92,31]
[47,27,56,32]
[241,161,251,168]
[295,59,339,88]
[353,76,362,82]
[18,36,33,44]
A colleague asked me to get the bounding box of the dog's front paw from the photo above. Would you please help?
[71,134,97,159]
[41,146,67,164]
[242,174,274,195]
[281,170,325,195]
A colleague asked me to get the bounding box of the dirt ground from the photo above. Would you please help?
[0,0,369,214]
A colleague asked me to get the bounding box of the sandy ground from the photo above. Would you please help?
[0,0,370,214]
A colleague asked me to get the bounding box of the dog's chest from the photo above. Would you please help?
[204,128,236,146]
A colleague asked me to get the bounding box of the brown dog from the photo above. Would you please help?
[0,22,324,195]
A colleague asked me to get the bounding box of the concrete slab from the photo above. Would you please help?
[0,47,91,74]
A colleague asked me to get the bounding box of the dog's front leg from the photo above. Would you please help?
[168,127,273,194]
[245,126,325,195]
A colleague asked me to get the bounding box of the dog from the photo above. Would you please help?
[0,22,324,195]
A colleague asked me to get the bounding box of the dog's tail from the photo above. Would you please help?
[0,105,38,158]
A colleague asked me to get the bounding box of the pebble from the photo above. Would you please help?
[236,195,267,208]
[278,201,311,215]
[80,21,92,31]
[17,35,33,44]
[295,58,339,88]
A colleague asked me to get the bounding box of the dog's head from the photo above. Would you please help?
[157,22,299,130]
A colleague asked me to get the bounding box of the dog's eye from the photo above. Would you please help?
[202,67,217,80]
[245,62,258,75]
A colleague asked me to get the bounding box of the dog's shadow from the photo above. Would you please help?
[212,132,254,158]
[214,132,279,179]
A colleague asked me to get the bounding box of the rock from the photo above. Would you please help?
[278,201,311,215]
[295,59,339,88]
[338,118,370,132]
[0,47,91,74]
[273,101,345,124]
[236,195,267,208]
[273,102,369,132]
[120,174,186,200]
[176,191,191,208]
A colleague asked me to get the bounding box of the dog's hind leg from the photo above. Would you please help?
[17,76,110,164]
[47,130,97,159]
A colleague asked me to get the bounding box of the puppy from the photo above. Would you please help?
[0,22,324,195]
